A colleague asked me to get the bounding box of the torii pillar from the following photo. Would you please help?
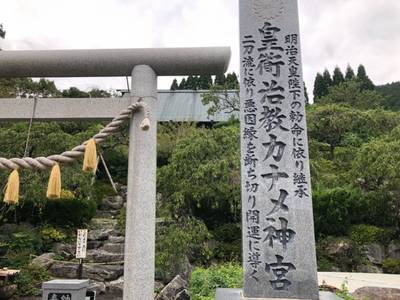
[0,47,231,300]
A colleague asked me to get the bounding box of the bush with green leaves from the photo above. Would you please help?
[189,263,242,300]
[155,218,211,282]
[348,224,393,246]
[158,124,240,228]
[14,264,50,297]
[382,258,400,274]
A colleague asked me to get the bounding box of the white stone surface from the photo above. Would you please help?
[123,65,157,300]
[318,272,400,293]
[239,0,318,298]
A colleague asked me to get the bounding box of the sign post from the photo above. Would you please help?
[76,229,88,280]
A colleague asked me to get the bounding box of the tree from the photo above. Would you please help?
[62,87,89,98]
[198,75,212,90]
[88,88,111,98]
[320,80,383,109]
[157,125,241,227]
[0,24,5,39]
[170,79,179,91]
[308,104,358,159]
[345,64,355,81]
[225,72,239,89]
[201,86,239,116]
[214,73,226,86]
[304,82,309,104]
[332,66,345,86]
[357,64,375,90]
[313,73,328,101]
[322,69,333,87]
[178,78,187,90]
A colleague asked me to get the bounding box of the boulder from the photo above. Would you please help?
[155,275,188,300]
[88,280,106,295]
[364,243,385,264]
[0,283,17,299]
[102,243,125,254]
[48,261,79,279]
[326,238,352,256]
[53,243,75,260]
[85,250,124,263]
[87,240,104,250]
[356,264,382,273]
[88,228,114,241]
[83,263,124,282]
[175,289,190,300]
[100,196,124,210]
[109,236,125,244]
[388,241,400,260]
[353,286,400,300]
[31,252,55,269]
[106,276,124,297]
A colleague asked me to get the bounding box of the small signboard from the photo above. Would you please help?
[76,229,88,259]
[48,293,72,300]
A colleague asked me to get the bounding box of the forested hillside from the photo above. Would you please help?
[0,66,399,298]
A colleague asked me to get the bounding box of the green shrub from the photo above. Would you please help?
[348,224,393,246]
[189,263,242,300]
[40,226,68,251]
[15,264,50,297]
[42,197,96,228]
[382,258,400,274]
[213,242,241,262]
[336,281,354,300]
[92,181,117,205]
[155,218,211,282]
[313,187,365,237]
[213,223,241,243]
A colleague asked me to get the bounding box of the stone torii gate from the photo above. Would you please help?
[0,47,231,300]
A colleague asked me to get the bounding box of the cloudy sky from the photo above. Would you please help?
[1,0,399,97]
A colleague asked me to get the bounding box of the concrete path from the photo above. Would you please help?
[318,272,400,292]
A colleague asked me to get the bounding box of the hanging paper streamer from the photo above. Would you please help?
[47,164,61,199]
[82,139,97,173]
[4,169,19,204]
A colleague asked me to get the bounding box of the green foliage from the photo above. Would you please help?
[92,181,117,205]
[313,73,329,101]
[313,187,365,237]
[382,258,400,274]
[40,226,67,247]
[15,264,50,297]
[345,65,355,81]
[348,225,393,246]
[42,197,96,228]
[333,66,345,86]
[201,86,239,116]
[189,263,242,300]
[156,218,211,282]
[336,281,354,300]
[118,206,126,233]
[377,81,400,111]
[320,80,383,109]
[157,125,240,228]
[212,223,241,261]
[357,64,375,90]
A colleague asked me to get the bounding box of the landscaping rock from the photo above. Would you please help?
[155,275,188,300]
[364,243,385,264]
[106,276,124,297]
[356,264,382,273]
[0,283,17,299]
[85,250,124,263]
[101,196,124,210]
[87,240,104,250]
[102,243,124,254]
[88,280,106,295]
[88,228,114,241]
[53,243,75,259]
[109,236,125,243]
[83,263,124,282]
[352,286,400,300]
[31,252,55,269]
[388,241,400,260]
[48,261,79,279]
[326,238,352,256]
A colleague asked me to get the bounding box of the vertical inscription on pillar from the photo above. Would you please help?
[239,1,319,299]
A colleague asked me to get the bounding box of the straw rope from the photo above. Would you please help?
[0,99,150,171]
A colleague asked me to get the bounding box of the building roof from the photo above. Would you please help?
[124,90,239,122]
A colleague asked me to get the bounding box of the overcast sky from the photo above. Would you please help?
[1,0,399,97]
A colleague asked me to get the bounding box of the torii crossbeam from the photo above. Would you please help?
[0,47,231,300]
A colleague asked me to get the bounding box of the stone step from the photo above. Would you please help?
[102,243,125,254]
[85,249,124,263]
